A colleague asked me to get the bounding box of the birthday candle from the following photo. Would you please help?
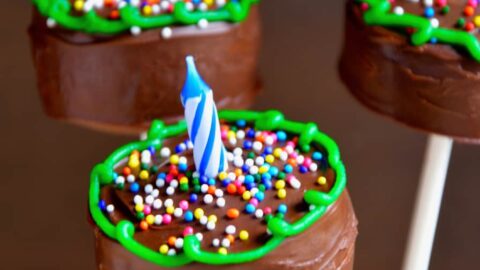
[181,56,228,178]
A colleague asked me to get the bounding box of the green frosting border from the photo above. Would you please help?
[360,0,480,61]
[32,0,259,34]
[89,110,347,267]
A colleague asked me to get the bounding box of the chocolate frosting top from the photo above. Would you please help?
[89,110,349,266]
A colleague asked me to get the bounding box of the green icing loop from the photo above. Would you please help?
[360,0,480,61]
[31,0,259,34]
[89,110,347,266]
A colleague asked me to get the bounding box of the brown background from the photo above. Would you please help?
[2,1,480,269]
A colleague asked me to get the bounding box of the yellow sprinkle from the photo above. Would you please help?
[180,177,189,184]
[170,154,180,165]
[218,247,228,255]
[143,5,152,16]
[218,172,228,180]
[259,166,269,174]
[194,208,204,219]
[128,158,140,169]
[208,215,217,223]
[475,16,480,27]
[273,148,283,158]
[277,188,287,199]
[239,230,249,241]
[159,244,169,254]
[227,131,236,139]
[265,155,275,164]
[242,191,252,201]
[73,0,84,11]
[204,0,214,6]
[146,215,155,225]
[139,170,149,180]
[166,206,175,214]
[135,204,144,213]
[275,180,286,190]
[317,176,327,185]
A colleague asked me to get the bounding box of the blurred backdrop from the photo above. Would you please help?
[1,1,480,269]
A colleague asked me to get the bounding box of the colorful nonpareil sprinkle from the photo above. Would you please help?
[99,120,334,256]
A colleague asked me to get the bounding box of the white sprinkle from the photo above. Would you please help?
[236,130,245,140]
[127,175,136,183]
[115,176,125,185]
[233,147,243,156]
[196,233,203,241]
[151,189,160,198]
[249,166,259,175]
[216,198,226,208]
[145,195,154,205]
[162,27,173,39]
[153,199,163,210]
[227,152,235,162]
[289,177,302,189]
[206,221,216,231]
[255,156,265,166]
[393,6,404,15]
[170,180,179,188]
[152,4,161,14]
[228,172,236,181]
[280,152,289,161]
[255,209,264,219]
[198,2,208,11]
[154,215,163,225]
[131,0,141,7]
[144,184,153,194]
[167,249,176,256]
[252,141,263,153]
[309,163,318,172]
[309,205,316,211]
[201,184,209,193]
[179,157,187,164]
[166,186,175,195]
[133,195,143,205]
[193,172,200,178]
[185,1,194,11]
[430,18,439,28]
[234,156,244,168]
[160,0,170,9]
[265,136,274,146]
[250,187,259,196]
[160,147,171,158]
[423,0,433,6]
[285,145,294,154]
[229,137,237,146]
[187,140,194,149]
[174,208,183,218]
[156,178,165,188]
[225,225,236,235]
[215,189,224,198]
[130,26,141,36]
[212,238,220,247]
[198,18,209,29]
[221,238,231,248]
[245,159,254,167]
[164,199,174,208]
[200,216,208,225]
[204,194,214,204]
[106,204,115,213]
[296,155,305,165]
[175,238,184,249]
[216,0,226,7]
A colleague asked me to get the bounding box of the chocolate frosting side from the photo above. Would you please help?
[338,1,480,143]
[94,191,357,270]
[28,7,261,135]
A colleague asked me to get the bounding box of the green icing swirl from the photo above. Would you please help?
[89,110,347,266]
[359,0,480,61]
[31,0,259,34]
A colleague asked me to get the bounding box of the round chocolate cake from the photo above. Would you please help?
[29,0,261,134]
[339,0,480,143]
[89,110,358,270]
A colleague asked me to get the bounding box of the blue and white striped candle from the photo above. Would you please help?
[181,56,228,178]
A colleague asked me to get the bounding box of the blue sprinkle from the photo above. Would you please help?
[99,200,107,211]
[299,166,309,174]
[158,172,166,179]
[242,164,250,173]
[255,192,265,202]
[112,172,118,179]
[269,166,279,176]
[189,193,198,203]
[430,37,438,44]
[245,203,256,214]
[178,163,188,172]
[245,175,255,184]
[261,173,272,181]
[236,119,247,128]
[312,152,323,161]
[245,182,255,190]
[175,143,187,153]
[208,178,216,186]
[243,140,253,150]
[276,131,287,141]
[247,129,256,139]
[284,164,293,173]
[148,146,155,155]
[130,182,140,193]
[263,180,273,190]
[263,146,273,155]
[200,176,209,185]
[424,7,434,18]
[277,204,288,214]
[184,211,194,222]
[222,179,231,187]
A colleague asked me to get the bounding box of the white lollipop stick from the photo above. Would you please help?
[402,135,453,270]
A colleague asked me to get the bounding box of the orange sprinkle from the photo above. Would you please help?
[208,186,216,195]
[227,208,240,219]
[139,221,149,231]
[465,6,475,17]
[122,167,131,176]
[168,236,177,247]
[226,235,235,244]
[287,158,297,167]
[227,184,237,194]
